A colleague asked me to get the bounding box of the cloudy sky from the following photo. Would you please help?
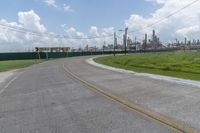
[0,0,199,52]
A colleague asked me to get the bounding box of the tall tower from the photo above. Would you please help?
[152,29,156,49]
[144,33,148,50]
[152,30,155,41]
[184,37,187,45]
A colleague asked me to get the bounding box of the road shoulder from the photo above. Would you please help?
[87,57,200,88]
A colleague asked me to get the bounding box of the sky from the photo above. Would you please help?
[0,0,199,52]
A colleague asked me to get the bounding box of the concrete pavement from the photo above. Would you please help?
[0,70,15,86]
[64,56,200,132]
[0,58,172,133]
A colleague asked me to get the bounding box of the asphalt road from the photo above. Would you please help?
[0,57,173,133]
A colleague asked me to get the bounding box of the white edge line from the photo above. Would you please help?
[0,72,24,95]
[86,57,200,88]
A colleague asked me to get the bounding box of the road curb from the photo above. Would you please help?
[87,57,200,88]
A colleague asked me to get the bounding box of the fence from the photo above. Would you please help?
[0,51,124,61]
[0,49,179,61]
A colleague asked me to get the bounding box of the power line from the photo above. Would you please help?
[62,34,113,40]
[0,23,57,37]
[1,0,197,40]
[0,24,46,37]
[128,0,200,34]
[0,23,113,40]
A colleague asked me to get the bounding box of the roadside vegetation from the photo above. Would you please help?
[0,60,42,72]
[95,51,200,81]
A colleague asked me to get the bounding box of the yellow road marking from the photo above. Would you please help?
[63,63,199,133]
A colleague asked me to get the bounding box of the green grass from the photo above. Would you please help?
[94,51,200,81]
[0,60,42,72]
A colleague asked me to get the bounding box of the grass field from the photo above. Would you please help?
[0,60,42,72]
[95,51,200,81]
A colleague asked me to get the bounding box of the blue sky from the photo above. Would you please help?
[0,0,160,33]
[0,0,199,52]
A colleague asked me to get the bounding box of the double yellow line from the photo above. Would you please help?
[63,63,199,133]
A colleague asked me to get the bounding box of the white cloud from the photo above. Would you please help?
[44,0,57,8]
[63,4,74,12]
[64,27,85,38]
[62,26,114,48]
[125,0,200,42]
[0,10,47,47]
[61,24,66,28]
[89,26,99,36]
[88,26,114,47]
[102,27,114,36]
[0,10,114,52]
[0,19,23,44]
[0,9,113,52]
[0,10,51,52]
[145,0,166,4]
[3,0,200,52]
[18,10,46,33]
[43,0,74,13]
[175,25,200,37]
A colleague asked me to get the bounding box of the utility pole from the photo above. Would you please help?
[135,37,137,51]
[113,32,117,56]
[124,27,128,55]
[45,52,49,60]
[103,41,106,54]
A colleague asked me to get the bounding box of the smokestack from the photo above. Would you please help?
[153,30,155,41]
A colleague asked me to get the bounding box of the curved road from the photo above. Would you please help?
[0,56,200,133]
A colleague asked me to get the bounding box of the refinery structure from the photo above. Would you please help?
[34,29,200,52]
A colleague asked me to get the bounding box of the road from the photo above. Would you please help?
[0,56,199,133]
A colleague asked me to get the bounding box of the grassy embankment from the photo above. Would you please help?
[0,60,42,72]
[95,51,200,81]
